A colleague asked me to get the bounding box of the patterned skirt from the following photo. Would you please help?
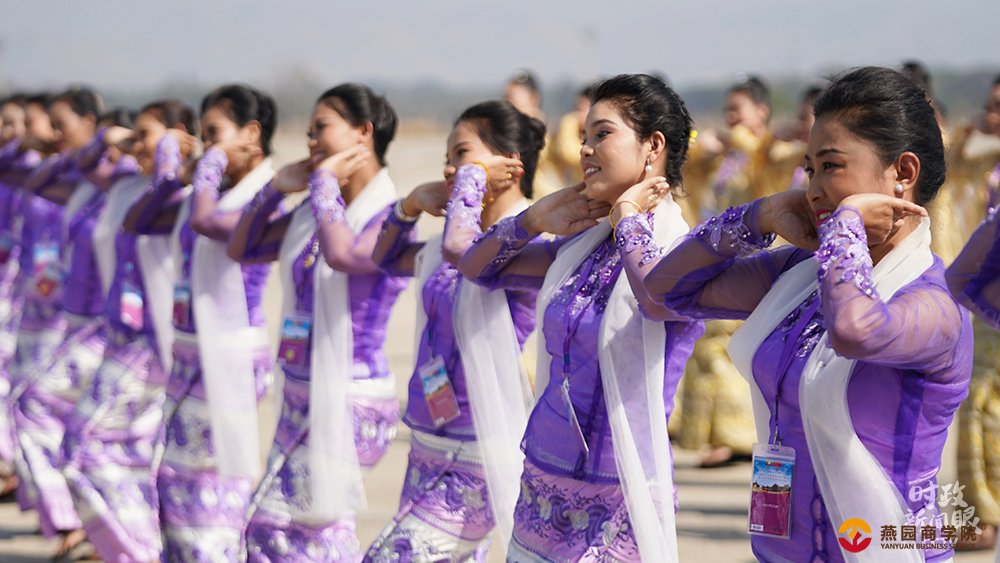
[13,311,104,536]
[62,328,167,562]
[157,333,274,562]
[246,372,399,563]
[507,460,639,563]
[364,431,494,563]
[0,261,23,465]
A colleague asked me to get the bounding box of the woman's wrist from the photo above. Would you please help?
[397,197,421,221]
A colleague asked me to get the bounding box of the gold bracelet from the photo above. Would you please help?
[609,199,644,229]
[471,161,490,180]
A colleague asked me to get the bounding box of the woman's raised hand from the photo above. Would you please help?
[474,155,524,192]
[758,190,820,250]
[522,183,611,236]
[272,158,312,194]
[837,193,927,245]
[402,181,449,217]
[313,144,371,181]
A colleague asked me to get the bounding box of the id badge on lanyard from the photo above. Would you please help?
[277,314,312,368]
[120,279,144,331]
[32,241,62,300]
[418,355,461,428]
[749,443,796,538]
[747,293,818,539]
[172,280,192,330]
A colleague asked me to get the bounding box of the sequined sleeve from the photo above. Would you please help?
[947,205,1000,328]
[645,200,805,320]
[817,206,962,369]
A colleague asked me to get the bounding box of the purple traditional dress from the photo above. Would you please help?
[365,165,539,562]
[60,152,173,561]
[0,139,38,468]
[13,144,132,537]
[646,202,971,562]
[239,169,403,562]
[455,181,699,562]
[134,143,275,561]
[946,202,1000,550]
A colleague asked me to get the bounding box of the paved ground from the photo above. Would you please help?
[0,131,993,561]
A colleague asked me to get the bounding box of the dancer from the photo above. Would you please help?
[366,99,544,561]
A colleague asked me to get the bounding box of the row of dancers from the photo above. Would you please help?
[0,66,995,562]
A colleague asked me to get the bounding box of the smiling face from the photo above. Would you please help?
[49,100,96,151]
[443,120,499,190]
[307,102,366,162]
[133,111,168,174]
[24,102,54,148]
[579,100,649,204]
[0,103,25,144]
[803,115,902,226]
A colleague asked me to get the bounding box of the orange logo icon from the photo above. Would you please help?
[838,518,872,553]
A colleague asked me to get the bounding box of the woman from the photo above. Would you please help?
[61,100,197,562]
[125,84,277,560]
[641,67,970,561]
[0,92,50,498]
[366,99,544,561]
[11,87,128,555]
[455,74,699,561]
[227,83,405,562]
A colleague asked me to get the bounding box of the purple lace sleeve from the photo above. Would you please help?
[645,200,806,320]
[615,213,662,267]
[692,202,775,257]
[441,163,490,266]
[447,164,487,231]
[309,170,346,224]
[236,181,285,261]
[191,148,227,196]
[475,214,536,279]
[815,206,874,297]
[817,205,963,369]
[110,155,140,182]
[958,206,1000,327]
[152,134,183,184]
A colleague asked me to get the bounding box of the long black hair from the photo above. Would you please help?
[201,84,277,156]
[455,100,546,199]
[317,83,398,167]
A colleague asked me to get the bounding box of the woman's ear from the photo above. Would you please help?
[243,120,262,144]
[648,131,666,161]
[895,151,921,197]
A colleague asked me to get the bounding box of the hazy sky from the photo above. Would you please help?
[2,0,998,91]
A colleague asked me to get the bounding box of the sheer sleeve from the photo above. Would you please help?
[187,148,244,241]
[613,213,688,321]
[310,169,388,274]
[229,181,288,263]
[818,207,962,371]
[125,134,187,235]
[441,164,551,291]
[947,206,1000,328]
[644,201,805,320]
[372,203,422,277]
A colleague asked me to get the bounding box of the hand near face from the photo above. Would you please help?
[474,154,524,192]
[210,135,261,167]
[837,193,927,245]
[167,129,200,160]
[522,183,612,236]
[403,181,448,217]
[313,144,371,181]
[759,189,820,250]
[272,159,312,194]
[609,176,671,225]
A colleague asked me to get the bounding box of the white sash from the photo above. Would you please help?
[92,174,149,297]
[278,169,398,520]
[452,198,532,552]
[187,159,274,479]
[729,218,934,562]
[533,197,689,562]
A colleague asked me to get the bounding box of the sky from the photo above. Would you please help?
[1,0,998,92]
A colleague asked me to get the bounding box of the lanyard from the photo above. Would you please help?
[770,292,821,446]
[294,231,320,314]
